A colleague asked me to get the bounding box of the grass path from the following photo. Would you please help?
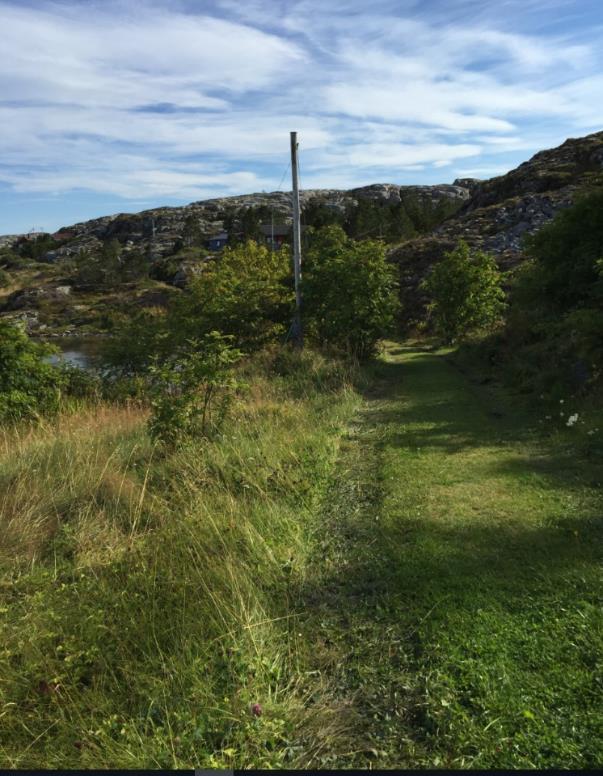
[297,343,602,769]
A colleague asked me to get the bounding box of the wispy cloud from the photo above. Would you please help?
[0,0,601,231]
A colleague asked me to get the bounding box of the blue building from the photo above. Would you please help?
[207,232,229,251]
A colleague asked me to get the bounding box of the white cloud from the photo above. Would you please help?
[0,2,305,108]
[0,0,600,208]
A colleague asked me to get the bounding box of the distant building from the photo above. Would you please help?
[259,224,290,248]
[207,232,229,251]
[52,230,75,242]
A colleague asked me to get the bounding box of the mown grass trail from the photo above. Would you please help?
[298,342,602,769]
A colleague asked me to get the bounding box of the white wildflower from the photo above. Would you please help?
[566,413,579,427]
[559,399,564,404]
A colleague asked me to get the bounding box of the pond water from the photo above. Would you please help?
[45,338,105,372]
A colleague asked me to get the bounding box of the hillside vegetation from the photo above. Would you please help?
[0,132,602,768]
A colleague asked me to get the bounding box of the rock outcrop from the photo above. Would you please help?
[390,130,603,327]
[2,182,472,265]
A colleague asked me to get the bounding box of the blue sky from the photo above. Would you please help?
[1,0,602,233]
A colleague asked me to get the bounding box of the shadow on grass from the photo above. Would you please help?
[359,349,601,482]
[302,345,603,614]
[296,345,603,767]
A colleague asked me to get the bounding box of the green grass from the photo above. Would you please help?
[0,342,601,768]
[296,342,602,768]
[0,350,361,768]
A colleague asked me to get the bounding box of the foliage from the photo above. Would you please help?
[106,229,396,374]
[422,240,506,342]
[100,308,169,375]
[302,198,346,232]
[0,351,359,767]
[60,362,102,400]
[335,194,462,243]
[0,267,11,287]
[103,239,293,375]
[74,240,148,287]
[303,226,399,358]
[170,241,293,350]
[223,205,274,245]
[469,190,603,398]
[0,247,30,270]
[16,233,58,260]
[147,332,243,447]
[182,214,205,247]
[0,321,65,421]
[523,189,603,309]
[148,256,181,283]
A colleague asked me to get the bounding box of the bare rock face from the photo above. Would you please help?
[172,260,206,289]
[389,130,603,327]
[48,182,473,260]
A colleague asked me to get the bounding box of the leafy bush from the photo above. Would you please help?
[106,230,397,373]
[0,267,11,287]
[524,189,603,309]
[0,248,28,270]
[457,190,603,398]
[17,233,58,260]
[422,240,506,343]
[0,322,65,421]
[304,226,399,358]
[101,308,169,375]
[147,332,243,447]
[60,362,102,400]
[174,242,293,349]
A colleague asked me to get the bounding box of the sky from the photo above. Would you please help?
[1,0,602,234]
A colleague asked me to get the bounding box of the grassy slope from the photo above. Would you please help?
[0,344,601,768]
[0,354,361,768]
[299,343,602,768]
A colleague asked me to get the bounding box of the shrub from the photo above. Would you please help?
[523,189,603,309]
[100,309,169,375]
[147,332,243,447]
[0,322,65,421]
[422,240,506,343]
[303,226,399,358]
[60,363,102,400]
[174,242,293,349]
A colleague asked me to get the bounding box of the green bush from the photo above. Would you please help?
[422,241,506,343]
[175,242,293,349]
[60,363,102,400]
[0,248,27,270]
[0,322,65,421]
[147,332,243,447]
[303,226,399,358]
[457,190,603,398]
[524,189,603,309]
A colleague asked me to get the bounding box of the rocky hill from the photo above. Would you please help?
[1,129,602,337]
[25,182,472,263]
[390,130,603,327]
[0,181,472,336]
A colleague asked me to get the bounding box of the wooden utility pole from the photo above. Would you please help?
[290,131,303,348]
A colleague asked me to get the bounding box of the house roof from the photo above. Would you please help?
[259,224,290,237]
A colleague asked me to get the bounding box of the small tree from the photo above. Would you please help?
[172,241,293,350]
[304,226,399,358]
[422,241,506,343]
[147,332,243,448]
[0,322,65,421]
